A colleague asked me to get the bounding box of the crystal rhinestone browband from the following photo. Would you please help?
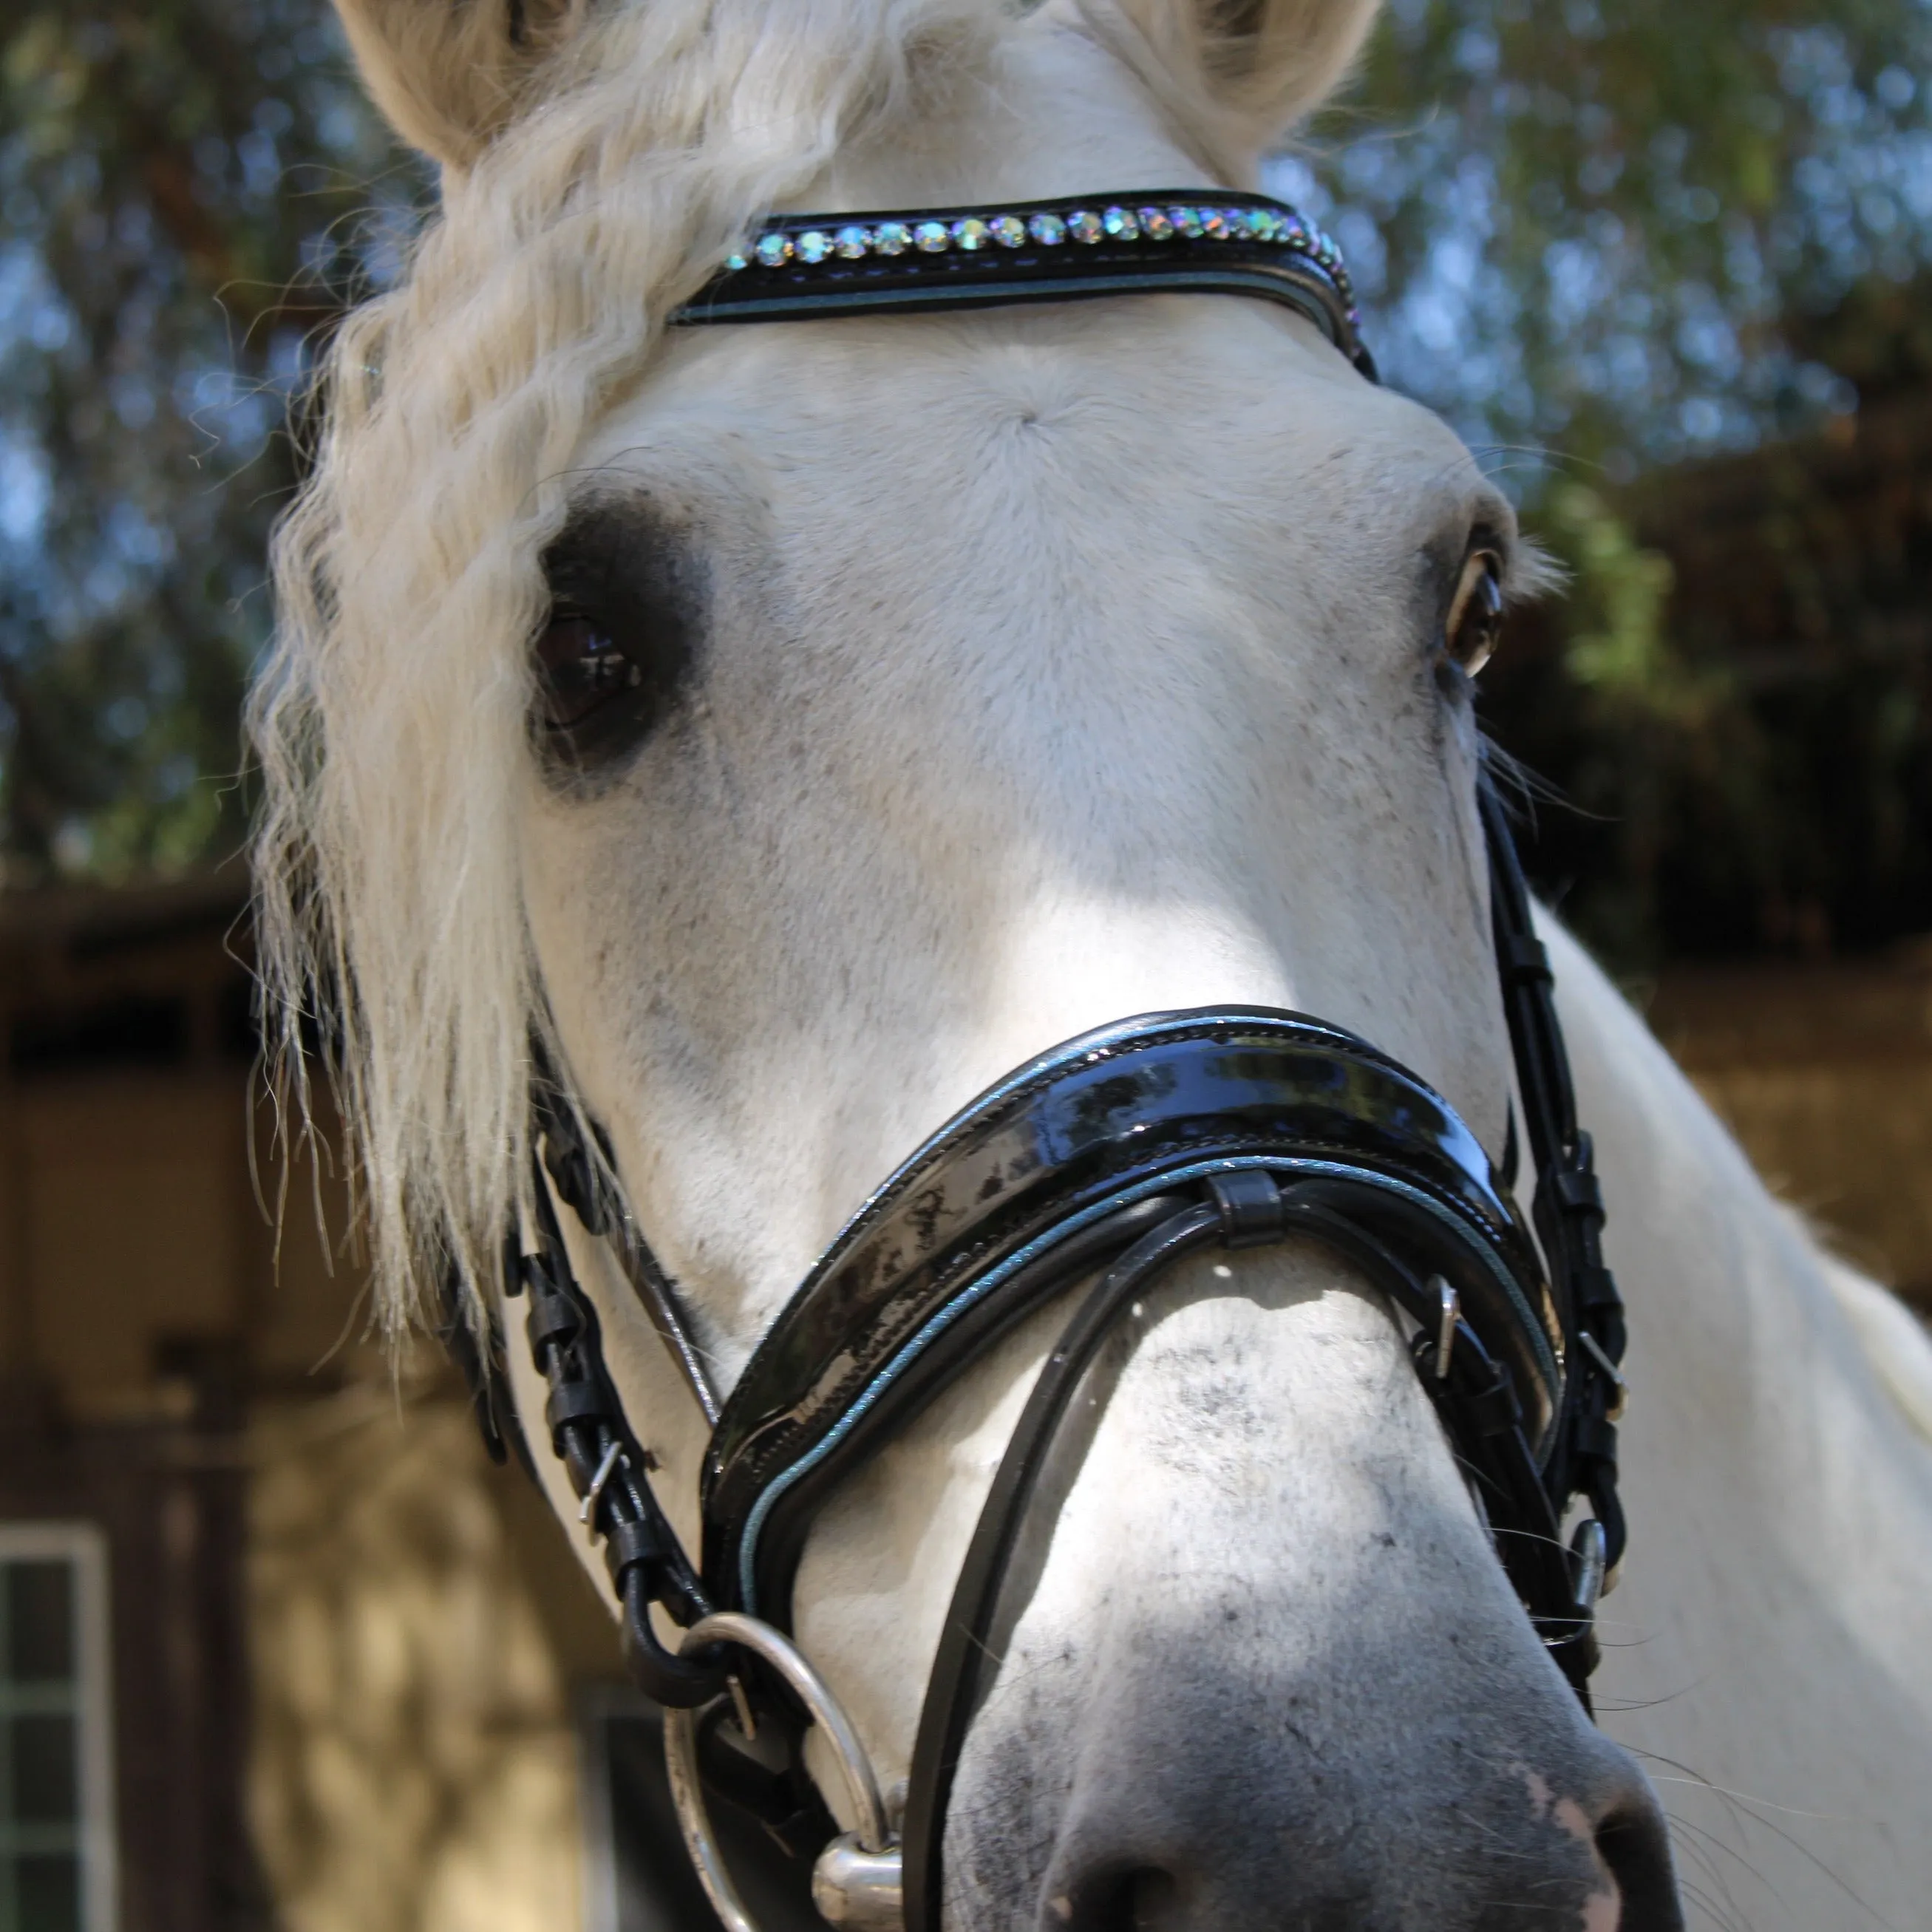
[673,189,1375,379]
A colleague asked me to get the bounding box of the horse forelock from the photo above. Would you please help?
[251,0,1013,1333]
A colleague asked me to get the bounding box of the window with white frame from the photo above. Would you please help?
[0,1525,114,1932]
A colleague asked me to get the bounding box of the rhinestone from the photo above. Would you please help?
[989,214,1027,248]
[1137,206,1175,240]
[1241,208,1279,242]
[1202,209,1231,240]
[795,229,833,265]
[834,224,871,258]
[914,220,951,252]
[724,252,749,273]
[1101,205,1140,240]
[1027,211,1068,245]
[872,221,912,256]
[951,217,992,251]
[1067,209,1104,244]
[1170,205,1204,238]
[754,231,793,268]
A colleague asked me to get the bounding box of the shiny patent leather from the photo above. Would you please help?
[702,1007,1563,1622]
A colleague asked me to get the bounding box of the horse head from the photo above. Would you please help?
[255,1,1682,1923]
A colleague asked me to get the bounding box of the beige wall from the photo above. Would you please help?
[248,1384,620,1932]
[1651,954,1932,1305]
[9,1076,251,1412]
[0,882,622,1932]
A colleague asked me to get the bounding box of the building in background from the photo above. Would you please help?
[0,864,1925,1932]
[0,876,621,1932]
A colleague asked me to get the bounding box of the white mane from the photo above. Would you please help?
[251,0,1013,1327]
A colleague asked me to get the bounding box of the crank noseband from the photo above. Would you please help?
[703,1007,1567,1630]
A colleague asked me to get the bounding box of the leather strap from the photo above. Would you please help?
[897,1163,1590,1932]
[701,1006,1562,1623]
[1480,775,1629,1573]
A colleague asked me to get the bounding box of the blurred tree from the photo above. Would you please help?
[1477,283,1932,967]
[1,0,1929,967]
[1279,1,1932,967]
[1289,0,1932,473]
[0,0,411,883]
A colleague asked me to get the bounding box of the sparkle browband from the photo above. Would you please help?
[675,189,1376,379]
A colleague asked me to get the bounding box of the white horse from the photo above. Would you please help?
[252,0,1932,1925]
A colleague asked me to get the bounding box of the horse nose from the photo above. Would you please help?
[1044,1738,1682,1932]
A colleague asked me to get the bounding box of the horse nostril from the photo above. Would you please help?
[1055,1865,1183,1931]
[1593,1800,1687,1932]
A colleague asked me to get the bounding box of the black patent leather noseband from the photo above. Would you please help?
[440,189,1629,1929]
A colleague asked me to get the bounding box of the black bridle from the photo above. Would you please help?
[439,190,1627,1929]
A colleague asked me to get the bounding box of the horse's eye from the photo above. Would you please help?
[537,610,642,730]
[1445,551,1505,676]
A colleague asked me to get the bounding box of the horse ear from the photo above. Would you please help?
[333,0,589,169]
[1096,0,1382,155]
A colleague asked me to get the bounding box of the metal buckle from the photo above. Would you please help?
[576,1441,626,1540]
[1432,1275,1460,1381]
[1579,1331,1628,1421]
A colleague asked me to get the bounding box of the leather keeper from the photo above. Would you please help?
[544,1141,609,1237]
[523,1289,582,1353]
[604,1515,664,1582]
[1574,1264,1621,1310]
[1500,934,1552,984]
[1462,1361,1524,1437]
[1553,1167,1603,1215]
[544,1378,609,1434]
[1208,1170,1285,1248]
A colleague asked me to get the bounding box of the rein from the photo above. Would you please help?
[440,191,1627,1932]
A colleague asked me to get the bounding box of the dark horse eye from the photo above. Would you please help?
[537,611,642,729]
[534,508,701,778]
[1445,551,1505,676]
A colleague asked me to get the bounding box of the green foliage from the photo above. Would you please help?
[1476,487,1763,967]
[1544,484,1684,710]
[1,0,1928,970]
[1287,0,1932,472]
[0,0,412,883]
[1278,3,1932,965]
[1476,307,1932,967]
